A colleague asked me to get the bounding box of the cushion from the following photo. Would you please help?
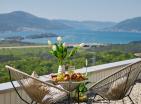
[23,71,67,103]
[105,77,127,100]
[42,85,67,104]
[23,71,49,103]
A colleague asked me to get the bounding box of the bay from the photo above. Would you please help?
[1,29,141,44]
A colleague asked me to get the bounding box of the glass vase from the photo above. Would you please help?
[58,65,65,73]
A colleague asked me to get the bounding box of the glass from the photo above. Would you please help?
[68,65,75,70]
[85,52,96,76]
[85,52,96,67]
[67,65,75,75]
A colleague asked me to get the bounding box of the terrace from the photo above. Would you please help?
[0,58,141,104]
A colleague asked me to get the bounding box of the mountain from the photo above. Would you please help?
[104,17,141,32]
[81,21,116,30]
[53,20,116,30]
[0,11,70,32]
[2,11,141,33]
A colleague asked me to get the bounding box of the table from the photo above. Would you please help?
[41,74,88,103]
[58,80,86,91]
[57,80,88,104]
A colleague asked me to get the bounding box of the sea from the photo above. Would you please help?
[1,29,141,44]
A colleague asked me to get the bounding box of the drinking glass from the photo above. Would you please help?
[67,65,75,75]
[85,52,96,76]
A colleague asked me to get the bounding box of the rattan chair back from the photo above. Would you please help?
[5,65,68,104]
[89,60,141,100]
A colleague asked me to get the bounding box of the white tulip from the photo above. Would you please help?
[52,45,57,51]
[63,42,66,47]
[47,40,52,45]
[79,43,85,47]
[57,36,62,42]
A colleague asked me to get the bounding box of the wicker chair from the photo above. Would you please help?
[88,60,141,104]
[5,65,69,104]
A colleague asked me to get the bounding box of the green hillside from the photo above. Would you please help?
[0,46,135,83]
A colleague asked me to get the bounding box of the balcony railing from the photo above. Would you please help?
[0,58,141,104]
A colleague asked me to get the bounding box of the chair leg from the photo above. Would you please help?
[87,95,95,104]
[122,99,124,104]
[93,94,97,102]
[128,95,135,104]
[68,93,71,104]
[87,99,93,104]
[30,101,33,104]
[108,100,110,104]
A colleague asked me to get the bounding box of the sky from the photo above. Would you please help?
[0,0,141,22]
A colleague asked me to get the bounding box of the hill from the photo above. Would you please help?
[0,11,70,32]
[0,11,117,32]
[1,11,141,33]
[53,20,116,30]
[104,17,141,32]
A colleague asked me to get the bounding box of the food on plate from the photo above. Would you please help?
[76,73,86,81]
[64,74,70,81]
[71,73,77,80]
[51,72,87,82]
[51,74,57,81]
[57,73,65,81]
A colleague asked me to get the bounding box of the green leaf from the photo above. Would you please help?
[68,47,78,58]
[53,51,58,58]
[76,83,87,93]
[63,47,67,58]
[49,51,54,55]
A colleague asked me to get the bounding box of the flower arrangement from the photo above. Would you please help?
[48,36,84,73]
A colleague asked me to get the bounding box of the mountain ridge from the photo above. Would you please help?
[0,11,141,33]
[0,11,117,32]
[53,19,116,30]
[0,11,71,32]
[102,17,141,33]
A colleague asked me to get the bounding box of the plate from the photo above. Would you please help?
[58,80,88,91]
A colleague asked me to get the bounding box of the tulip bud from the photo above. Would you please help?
[48,40,52,45]
[79,43,85,47]
[52,45,57,51]
[57,36,62,42]
[63,42,66,47]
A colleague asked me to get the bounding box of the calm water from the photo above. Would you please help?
[1,29,141,44]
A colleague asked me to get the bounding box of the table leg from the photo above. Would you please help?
[78,91,79,104]
[68,81,71,104]
[68,93,71,104]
